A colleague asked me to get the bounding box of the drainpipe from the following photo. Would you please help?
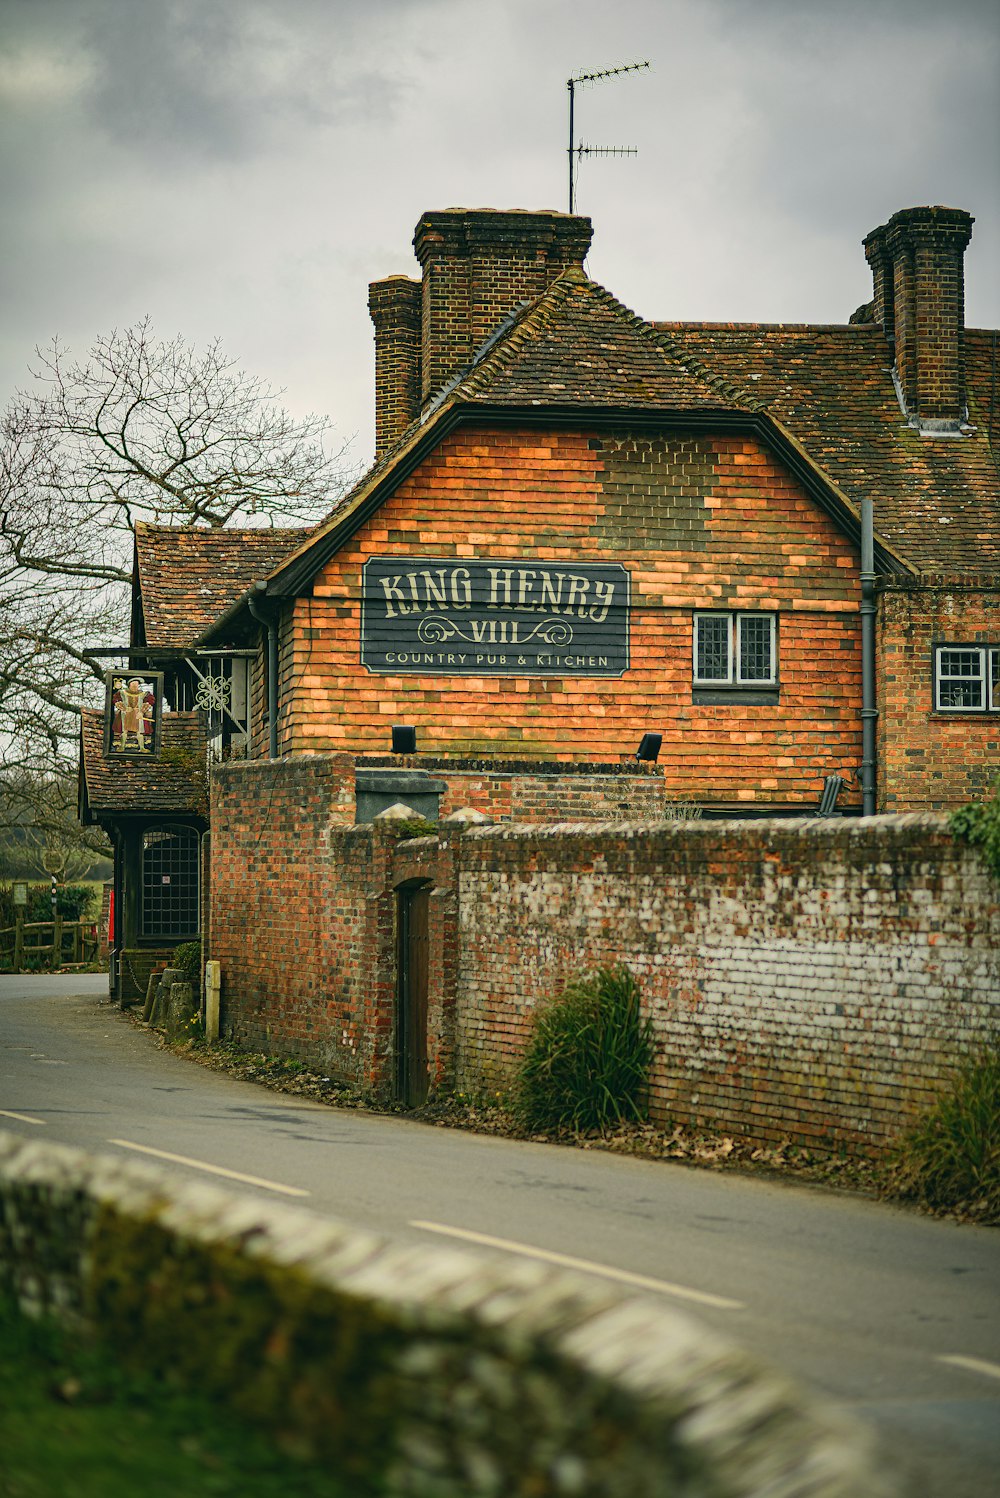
[247,584,279,760]
[860,497,878,816]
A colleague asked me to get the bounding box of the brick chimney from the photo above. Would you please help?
[412,209,593,405]
[368,276,422,457]
[864,206,974,433]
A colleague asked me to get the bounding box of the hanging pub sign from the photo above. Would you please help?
[103,670,163,757]
[361,557,630,677]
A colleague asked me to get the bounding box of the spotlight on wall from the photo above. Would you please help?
[392,724,417,754]
[635,732,662,763]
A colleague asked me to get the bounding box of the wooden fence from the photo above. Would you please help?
[0,916,100,973]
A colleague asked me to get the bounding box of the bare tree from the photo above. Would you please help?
[0,319,350,837]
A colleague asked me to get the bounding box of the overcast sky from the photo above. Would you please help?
[2,0,998,474]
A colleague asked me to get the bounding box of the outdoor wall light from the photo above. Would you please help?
[392,724,417,754]
[635,733,662,762]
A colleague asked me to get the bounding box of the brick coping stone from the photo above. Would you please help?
[0,1130,897,1497]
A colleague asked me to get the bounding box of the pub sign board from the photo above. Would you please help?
[361,557,631,677]
[103,670,163,757]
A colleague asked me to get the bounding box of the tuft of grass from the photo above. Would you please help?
[514,964,654,1135]
[882,1043,1000,1223]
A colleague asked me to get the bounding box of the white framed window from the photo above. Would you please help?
[934,645,1000,712]
[694,612,777,686]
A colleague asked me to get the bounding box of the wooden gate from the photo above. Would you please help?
[395,884,430,1106]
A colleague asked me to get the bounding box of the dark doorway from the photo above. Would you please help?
[395,884,430,1106]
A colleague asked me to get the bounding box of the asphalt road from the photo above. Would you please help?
[2,974,998,1496]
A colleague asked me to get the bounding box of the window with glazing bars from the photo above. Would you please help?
[693,612,777,685]
[141,825,200,937]
[934,645,1000,712]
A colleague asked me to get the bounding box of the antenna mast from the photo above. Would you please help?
[567,60,649,214]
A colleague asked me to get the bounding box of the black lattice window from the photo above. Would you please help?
[142,825,200,937]
[694,612,776,686]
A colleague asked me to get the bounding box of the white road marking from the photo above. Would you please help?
[939,1354,1000,1383]
[410,1220,745,1310]
[107,1139,311,1197]
[0,1109,45,1125]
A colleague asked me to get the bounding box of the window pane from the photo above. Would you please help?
[142,826,200,936]
[990,650,1000,711]
[737,616,774,682]
[695,615,731,681]
[936,649,984,710]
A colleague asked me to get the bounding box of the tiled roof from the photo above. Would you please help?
[198,273,999,614]
[134,524,311,648]
[453,272,748,413]
[652,322,1000,571]
[79,709,208,819]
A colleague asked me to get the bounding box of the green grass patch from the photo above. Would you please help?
[0,1296,346,1497]
[515,964,654,1135]
[882,1043,1000,1224]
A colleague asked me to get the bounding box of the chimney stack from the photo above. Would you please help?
[412,209,593,405]
[864,206,974,434]
[368,276,422,457]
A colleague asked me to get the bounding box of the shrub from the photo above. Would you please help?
[172,941,202,986]
[883,1043,1000,1223]
[515,965,654,1134]
[950,779,1000,879]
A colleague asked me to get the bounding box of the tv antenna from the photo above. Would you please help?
[567,60,650,214]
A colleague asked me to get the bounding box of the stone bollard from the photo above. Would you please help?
[166,982,197,1042]
[148,967,182,1030]
[141,970,160,1023]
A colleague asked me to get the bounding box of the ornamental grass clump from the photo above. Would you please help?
[515,964,654,1134]
[883,1043,1000,1224]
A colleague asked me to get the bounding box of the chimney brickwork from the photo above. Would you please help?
[864,206,974,431]
[413,209,593,404]
[368,276,423,457]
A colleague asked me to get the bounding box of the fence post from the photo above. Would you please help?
[13,913,24,974]
[73,923,82,963]
[51,912,63,972]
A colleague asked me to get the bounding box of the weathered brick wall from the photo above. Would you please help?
[209,755,378,1082]
[877,576,1000,811]
[364,756,675,823]
[450,815,999,1151]
[211,749,998,1154]
[280,423,863,809]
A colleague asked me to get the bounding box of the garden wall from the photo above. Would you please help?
[210,751,999,1153]
[0,1131,894,1498]
[450,815,999,1151]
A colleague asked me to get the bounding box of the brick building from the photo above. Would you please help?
[81,202,999,1000]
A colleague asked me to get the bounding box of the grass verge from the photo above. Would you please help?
[0,1296,345,1498]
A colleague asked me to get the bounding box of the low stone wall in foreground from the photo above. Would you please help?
[0,1131,895,1498]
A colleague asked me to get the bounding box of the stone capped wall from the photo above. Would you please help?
[0,1131,895,1498]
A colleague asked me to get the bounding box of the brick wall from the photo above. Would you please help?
[448,815,999,1152]
[210,753,998,1152]
[209,756,374,1080]
[877,574,1000,810]
[279,423,864,809]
